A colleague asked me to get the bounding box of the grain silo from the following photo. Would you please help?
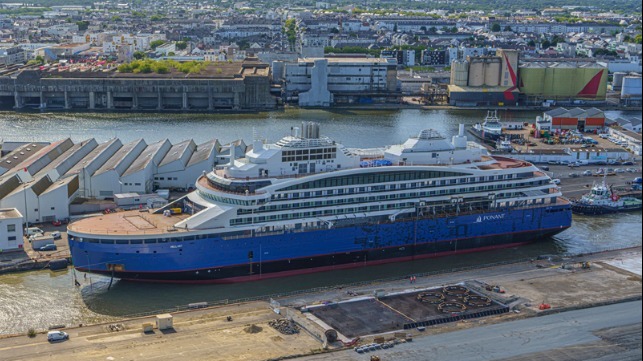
[621,76,642,98]
[484,58,501,87]
[450,60,469,86]
[613,72,626,90]
[467,57,485,87]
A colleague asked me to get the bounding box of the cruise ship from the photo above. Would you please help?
[67,123,572,283]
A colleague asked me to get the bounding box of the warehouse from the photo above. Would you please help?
[0,137,226,224]
[519,61,608,103]
[536,107,606,132]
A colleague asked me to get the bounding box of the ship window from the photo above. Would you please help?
[115,240,129,244]
[130,240,143,244]
[144,239,157,244]
[101,239,114,244]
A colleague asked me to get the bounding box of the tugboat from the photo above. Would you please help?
[494,137,514,153]
[470,110,504,143]
[571,176,642,215]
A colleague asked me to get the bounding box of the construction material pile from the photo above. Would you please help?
[268,319,300,335]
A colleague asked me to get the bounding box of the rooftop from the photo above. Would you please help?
[0,208,22,220]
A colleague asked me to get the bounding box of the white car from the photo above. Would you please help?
[47,331,69,342]
[551,179,561,185]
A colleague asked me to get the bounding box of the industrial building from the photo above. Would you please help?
[535,107,606,132]
[447,49,519,106]
[620,75,642,107]
[0,58,276,111]
[0,208,23,251]
[519,61,608,103]
[0,137,229,224]
[447,50,609,106]
[280,57,398,106]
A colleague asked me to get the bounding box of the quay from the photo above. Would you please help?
[0,246,640,361]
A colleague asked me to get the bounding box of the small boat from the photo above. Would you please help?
[495,138,514,153]
[470,110,504,142]
[571,176,642,215]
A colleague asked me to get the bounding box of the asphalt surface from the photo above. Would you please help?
[292,300,642,361]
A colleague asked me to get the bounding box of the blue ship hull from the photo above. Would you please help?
[68,204,571,283]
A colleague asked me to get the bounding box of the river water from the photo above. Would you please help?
[0,108,641,335]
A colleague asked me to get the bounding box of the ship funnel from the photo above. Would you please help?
[300,121,320,139]
[452,123,467,149]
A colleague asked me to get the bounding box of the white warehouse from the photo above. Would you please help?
[0,137,227,224]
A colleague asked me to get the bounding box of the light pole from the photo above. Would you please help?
[23,183,28,231]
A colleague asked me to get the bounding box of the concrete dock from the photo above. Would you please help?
[0,246,640,361]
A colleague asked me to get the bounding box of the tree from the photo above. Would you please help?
[393,23,398,32]
[429,26,437,34]
[176,41,188,50]
[133,51,146,60]
[150,40,165,50]
[504,25,512,32]
[541,40,551,49]
[450,26,458,33]
[491,23,501,32]
[76,20,89,31]
[111,16,122,22]
[527,39,536,47]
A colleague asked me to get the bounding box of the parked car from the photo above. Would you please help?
[615,168,625,173]
[622,161,634,166]
[547,160,559,165]
[569,173,580,178]
[568,162,579,168]
[51,231,62,240]
[38,244,57,251]
[540,165,550,171]
[51,220,62,226]
[634,177,643,184]
[551,179,561,185]
[47,331,69,342]
[583,170,593,176]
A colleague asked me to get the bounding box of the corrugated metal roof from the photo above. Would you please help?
[0,174,21,199]
[159,139,195,168]
[64,138,120,177]
[187,139,219,167]
[30,176,53,196]
[94,139,144,176]
[122,139,169,177]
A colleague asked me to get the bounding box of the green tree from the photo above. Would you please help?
[150,40,165,50]
[175,41,188,50]
[76,20,89,31]
[491,23,501,32]
[111,16,122,22]
[133,51,146,60]
[527,39,536,47]
[541,40,551,48]
[504,25,512,31]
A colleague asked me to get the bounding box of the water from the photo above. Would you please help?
[0,108,641,335]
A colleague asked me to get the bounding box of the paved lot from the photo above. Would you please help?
[291,301,642,361]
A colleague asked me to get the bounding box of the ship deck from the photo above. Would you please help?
[68,210,191,236]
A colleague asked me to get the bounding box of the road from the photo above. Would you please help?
[292,300,642,361]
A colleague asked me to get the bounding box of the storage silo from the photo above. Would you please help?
[621,76,642,98]
[613,72,626,90]
[450,60,469,86]
[484,58,501,87]
[468,58,485,87]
